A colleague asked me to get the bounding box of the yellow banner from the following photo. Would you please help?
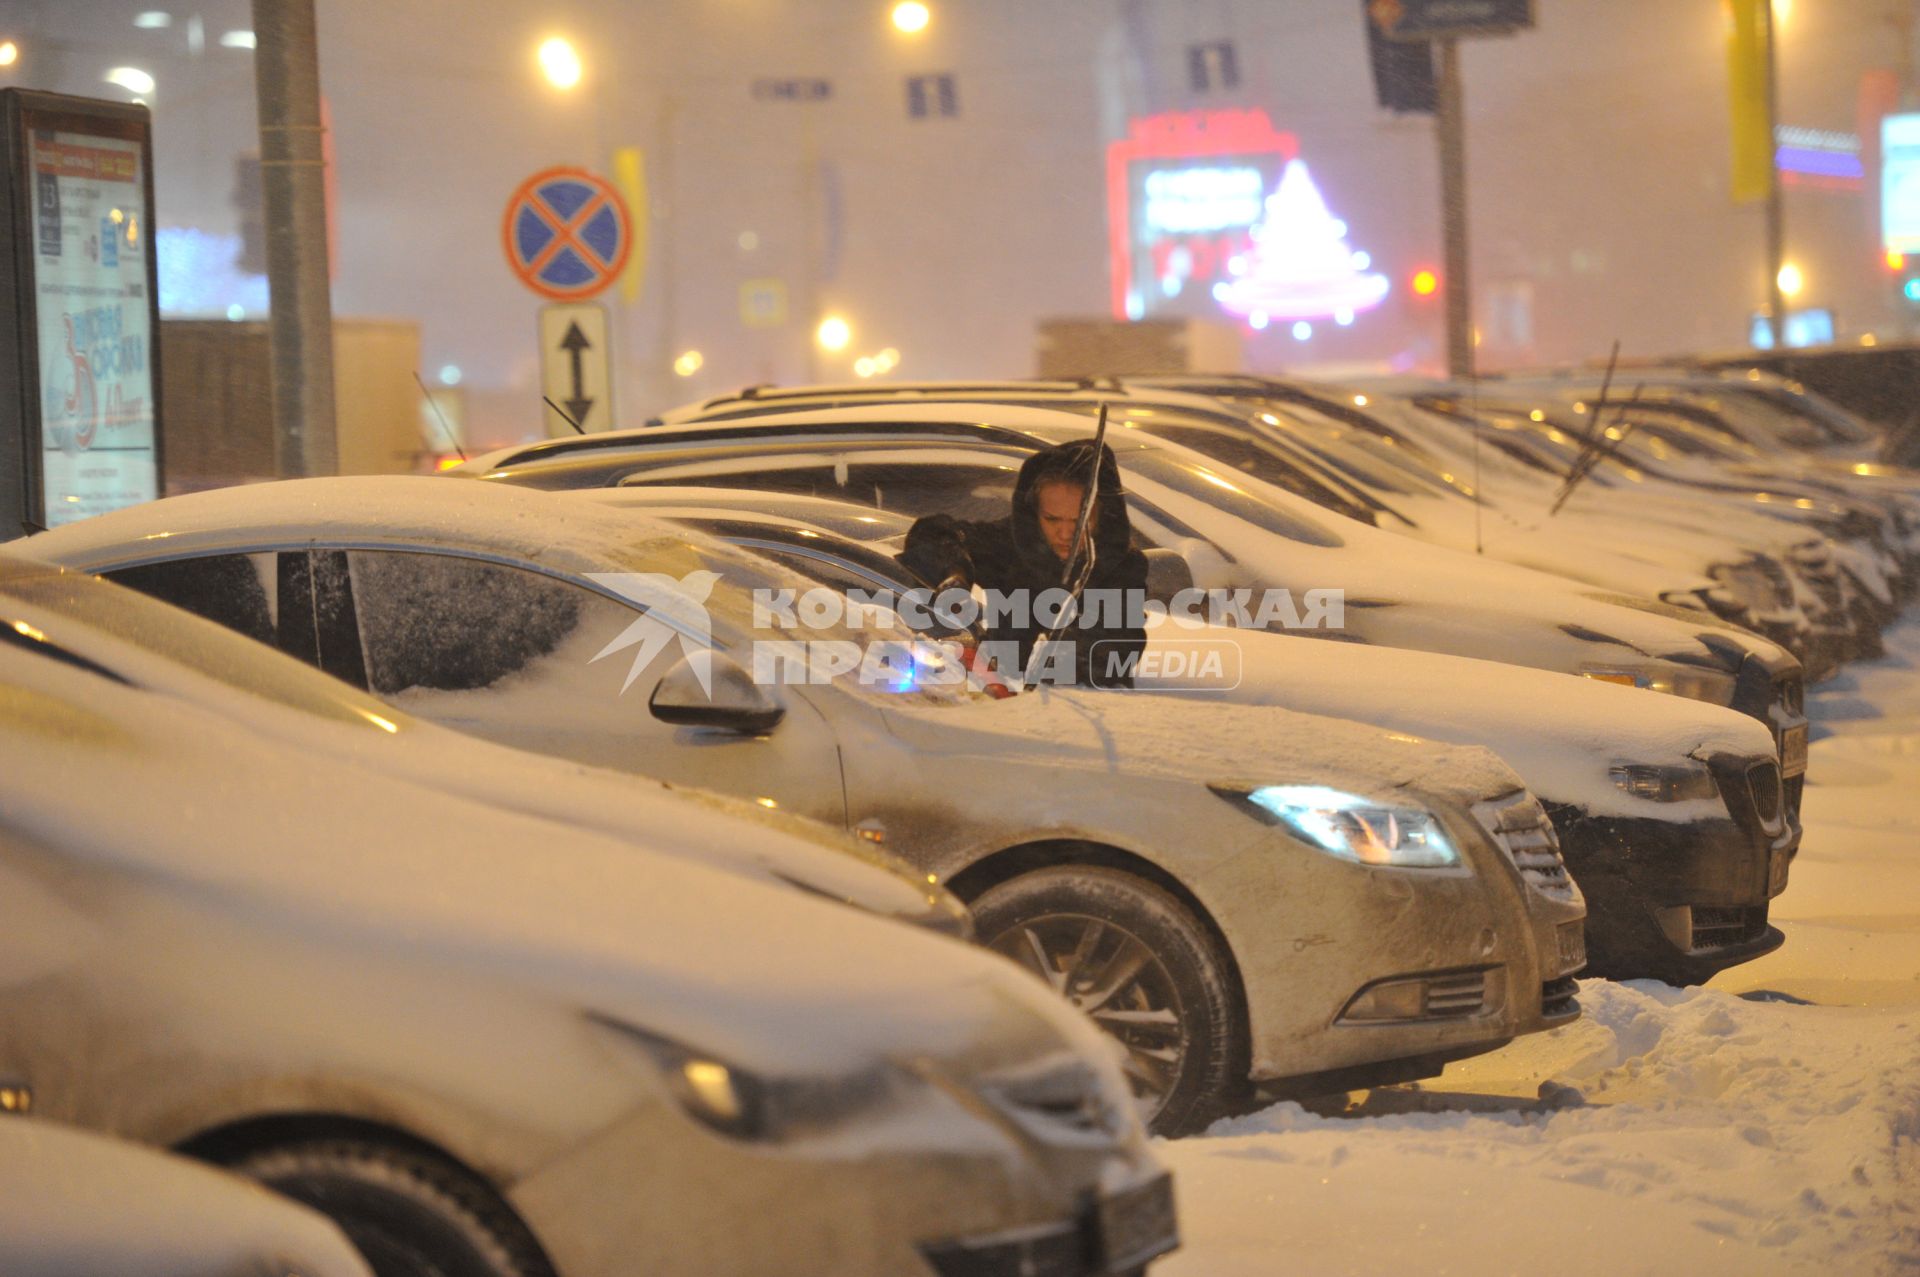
[1726,0,1773,205]
[612,146,649,304]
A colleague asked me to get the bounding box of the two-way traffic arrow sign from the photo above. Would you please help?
[538,303,613,435]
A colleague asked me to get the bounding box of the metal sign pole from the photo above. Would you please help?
[252,0,338,478]
[1762,0,1786,350]
[1436,36,1474,379]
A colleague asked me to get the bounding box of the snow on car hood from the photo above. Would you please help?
[0,553,964,934]
[880,682,1528,810]
[1141,627,1777,820]
[0,644,1104,1082]
[0,1120,372,1277]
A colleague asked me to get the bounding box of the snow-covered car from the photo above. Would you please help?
[22,477,1588,1136]
[0,1117,373,1277]
[456,402,1810,808]
[1391,383,1898,669]
[0,554,1178,1277]
[0,551,969,937]
[567,485,1800,985]
[1126,374,1864,677]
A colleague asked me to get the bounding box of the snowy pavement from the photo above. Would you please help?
[1157,621,1920,1276]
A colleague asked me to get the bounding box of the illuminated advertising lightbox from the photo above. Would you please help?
[0,89,163,532]
[1107,109,1388,331]
[1884,113,1920,256]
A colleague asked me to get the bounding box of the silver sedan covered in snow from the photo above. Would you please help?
[0,553,1176,1277]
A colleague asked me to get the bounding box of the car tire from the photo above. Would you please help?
[230,1139,553,1277]
[970,865,1247,1138]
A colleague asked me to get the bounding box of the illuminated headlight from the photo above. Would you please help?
[1609,761,1719,803]
[1212,784,1461,868]
[1580,663,1737,706]
[590,1014,891,1140]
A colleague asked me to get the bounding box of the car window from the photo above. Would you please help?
[1118,447,1345,548]
[346,550,599,695]
[106,554,277,646]
[1136,422,1383,524]
[16,558,398,730]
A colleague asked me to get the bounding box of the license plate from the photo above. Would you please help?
[1095,1173,1178,1273]
[1780,724,1808,777]
[1557,921,1587,975]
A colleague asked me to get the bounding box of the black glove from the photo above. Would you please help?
[899,515,975,591]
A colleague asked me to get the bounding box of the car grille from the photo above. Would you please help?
[1541,977,1580,1020]
[1732,662,1806,822]
[1424,970,1489,1017]
[1472,791,1577,900]
[1748,761,1783,827]
[920,1225,1086,1277]
[1690,904,1769,951]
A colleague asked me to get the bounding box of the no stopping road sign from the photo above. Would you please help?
[502,166,632,301]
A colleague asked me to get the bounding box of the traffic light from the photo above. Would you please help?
[1411,267,1440,298]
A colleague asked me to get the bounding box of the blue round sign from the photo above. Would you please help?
[501,167,631,300]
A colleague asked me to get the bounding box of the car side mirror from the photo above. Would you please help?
[649,651,786,735]
[1143,547,1195,604]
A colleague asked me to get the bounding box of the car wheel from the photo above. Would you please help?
[971,865,1246,1138]
[231,1139,553,1277]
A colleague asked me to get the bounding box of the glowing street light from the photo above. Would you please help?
[891,2,931,34]
[538,37,583,91]
[0,41,16,67]
[1776,261,1804,298]
[673,350,705,377]
[815,315,852,352]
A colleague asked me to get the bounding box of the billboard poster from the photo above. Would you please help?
[28,126,157,525]
[1,90,162,534]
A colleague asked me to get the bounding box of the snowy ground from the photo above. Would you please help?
[1158,621,1920,1276]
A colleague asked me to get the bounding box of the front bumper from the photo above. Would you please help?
[509,1077,1171,1277]
[1205,791,1585,1092]
[1546,754,1798,985]
[919,1172,1178,1277]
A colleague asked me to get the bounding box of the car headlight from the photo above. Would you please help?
[1609,761,1719,803]
[1580,663,1737,706]
[590,1014,892,1141]
[1211,783,1461,868]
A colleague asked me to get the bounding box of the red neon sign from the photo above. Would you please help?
[1106,109,1299,321]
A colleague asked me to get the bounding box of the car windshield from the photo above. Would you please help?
[1116,444,1347,548]
[0,556,404,731]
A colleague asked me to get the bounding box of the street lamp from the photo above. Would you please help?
[538,37,583,91]
[891,2,931,35]
[1777,261,1804,298]
[815,315,852,352]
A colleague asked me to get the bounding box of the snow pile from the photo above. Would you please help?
[1161,982,1919,1275]
[1159,616,1920,1276]
[1710,616,1920,1008]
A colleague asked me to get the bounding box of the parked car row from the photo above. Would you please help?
[5,361,1897,1276]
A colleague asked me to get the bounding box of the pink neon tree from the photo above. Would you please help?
[1212,159,1390,329]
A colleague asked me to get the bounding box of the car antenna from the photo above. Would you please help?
[412,371,467,462]
[1020,401,1110,692]
[542,395,588,435]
